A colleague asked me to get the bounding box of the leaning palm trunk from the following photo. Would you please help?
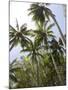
[46,40,62,84]
[51,15,66,45]
[50,50,63,85]
[32,56,40,86]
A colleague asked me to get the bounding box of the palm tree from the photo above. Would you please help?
[21,39,44,86]
[49,38,65,84]
[9,19,31,51]
[28,3,65,45]
[50,37,65,65]
[31,20,63,84]
[50,38,65,54]
[33,21,55,48]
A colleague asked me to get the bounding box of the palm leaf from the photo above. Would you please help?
[47,23,55,30]
[10,67,21,72]
[9,74,18,82]
[9,42,15,51]
[10,59,17,66]
[48,34,55,38]
[36,52,44,58]
[16,19,19,30]
[20,24,27,32]
[9,37,16,44]
[20,49,30,53]
[45,20,49,27]
[47,30,53,34]
[9,25,17,32]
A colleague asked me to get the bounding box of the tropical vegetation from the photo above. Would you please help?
[9,2,66,89]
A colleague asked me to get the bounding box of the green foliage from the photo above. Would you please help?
[9,52,66,88]
[28,3,54,26]
[9,21,32,51]
[28,3,65,44]
[9,2,66,89]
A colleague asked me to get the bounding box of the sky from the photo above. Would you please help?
[10,2,66,62]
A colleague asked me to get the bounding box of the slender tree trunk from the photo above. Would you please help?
[34,55,40,86]
[46,40,62,84]
[36,59,39,86]
[50,51,63,84]
[51,16,66,45]
[33,56,40,86]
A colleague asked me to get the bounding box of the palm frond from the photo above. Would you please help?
[36,53,44,59]
[9,37,16,44]
[20,48,30,53]
[59,38,63,45]
[47,23,55,30]
[9,25,17,32]
[16,19,19,30]
[9,42,15,51]
[9,73,18,82]
[20,23,27,32]
[10,59,17,66]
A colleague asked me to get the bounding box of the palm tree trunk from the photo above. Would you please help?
[35,55,40,86]
[36,60,39,86]
[33,56,40,86]
[46,41,62,84]
[51,16,65,45]
[50,51,63,85]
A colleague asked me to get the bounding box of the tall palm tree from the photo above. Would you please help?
[33,21,55,48]
[28,3,65,45]
[21,39,44,86]
[50,37,65,65]
[31,20,63,84]
[49,38,65,84]
[9,20,31,51]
